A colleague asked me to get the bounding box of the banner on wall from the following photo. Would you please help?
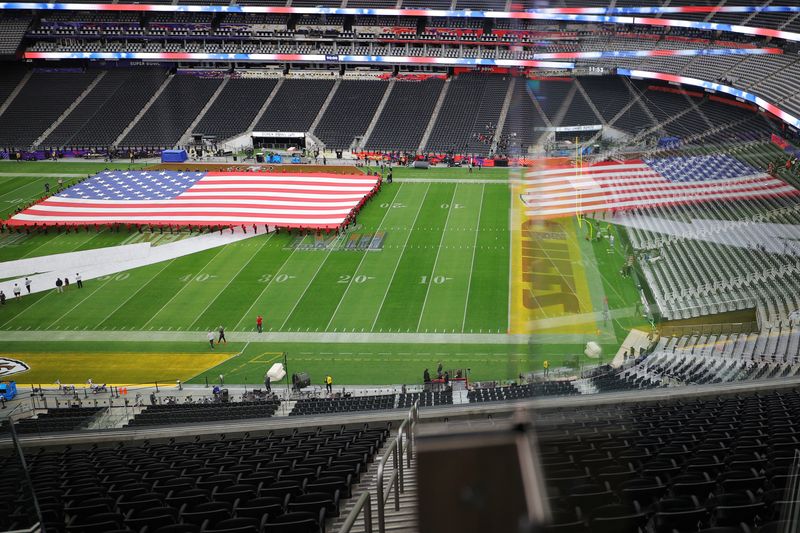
[534,124,603,132]
[772,133,791,151]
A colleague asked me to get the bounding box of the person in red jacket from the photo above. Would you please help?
[256,315,263,333]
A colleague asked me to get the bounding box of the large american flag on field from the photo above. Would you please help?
[6,170,380,229]
[521,155,799,219]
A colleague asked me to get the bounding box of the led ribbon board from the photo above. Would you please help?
[6,3,800,14]
[617,68,800,130]
[3,4,800,43]
[22,48,783,65]
[20,52,574,68]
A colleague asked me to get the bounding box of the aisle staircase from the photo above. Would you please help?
[331,434,419,533]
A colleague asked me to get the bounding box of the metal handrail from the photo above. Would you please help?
[376,440,400,533]
[338,492,372,533]
[338,399,419,533]
[375,399,419,533]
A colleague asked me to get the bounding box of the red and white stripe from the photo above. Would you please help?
[8,172,380,229]
[521,160,798,219]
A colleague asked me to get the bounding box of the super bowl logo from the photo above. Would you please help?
[0,358,30,378]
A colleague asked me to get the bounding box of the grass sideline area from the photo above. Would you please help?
[0,162,644,385]
[0,340,602,386]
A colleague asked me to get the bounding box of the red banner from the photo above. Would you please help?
[772,133,791,150]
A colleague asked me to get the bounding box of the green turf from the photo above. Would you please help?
[0,182,511,335]
[0,339,609,386]
[0,160,147,174]
[0,161,152,260]
[368,165,510,181]
[0,165,644,384]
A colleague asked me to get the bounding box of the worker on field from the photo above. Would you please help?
[256,315,263,333]
[207,331,215,350]
[218,325,227,344]
[543,359,550,379]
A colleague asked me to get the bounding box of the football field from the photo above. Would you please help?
[0,181,509,334]
[0,163,645,385]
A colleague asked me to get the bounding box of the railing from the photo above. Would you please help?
[339,399,418,533]
[337,492,372,533]
[660,321,760,337]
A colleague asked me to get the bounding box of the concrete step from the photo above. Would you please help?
[347,525,418,533]
[330,435,419,533]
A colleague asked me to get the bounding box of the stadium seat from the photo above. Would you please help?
[180,502,232,528]
[262,511,321,533]
[201,516,266,533]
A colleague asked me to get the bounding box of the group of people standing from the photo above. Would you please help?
[205,314,267,349]
[207,325,227,349]
[0,274,83,304]
[55,274,83,293]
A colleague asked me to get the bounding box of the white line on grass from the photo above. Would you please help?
[416,184,458,332]
[141,245,229,329]
[324,183,405,331]
[461,183,485,332]
[370,183,431,332]
[277,233,343,330]
[45,278,121,328]
[507,181,514,332]
[18,228,106,262]
[91,258,179,330]
[232,234,306,331]
[0,176,49,202]
[13,232,68,260]
[188,233,274,331]
[0,282,69,329]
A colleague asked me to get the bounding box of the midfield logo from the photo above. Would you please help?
[0,358,30,378]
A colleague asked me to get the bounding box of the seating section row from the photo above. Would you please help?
[537,387,800,533]
[0,424,390,533]
[0,68,778,154]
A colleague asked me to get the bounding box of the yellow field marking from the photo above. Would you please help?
[224,351,283,377]
[511,175,596,335]
[249,352,285,364]
[8,351,236,386]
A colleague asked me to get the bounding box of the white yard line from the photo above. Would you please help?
[324,184,404,331]
[370,184,431,332]
[46,276,123,329]
[17,229,105,262]
[2,328,568,344]
[416,185,458,332]
[232,236,306,331]
[141,246,230,329]
[507,182,514,332]
[0,172,85,178]
[14,232,69,261]
[188,233,274,331]
[0,288,56,328]
[0,176,50,202]
[91,259,179,330]
[395,178,523,185]
[277,234,343,330]
[461,183,486,333]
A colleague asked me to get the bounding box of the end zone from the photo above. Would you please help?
[4,352,237,387]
